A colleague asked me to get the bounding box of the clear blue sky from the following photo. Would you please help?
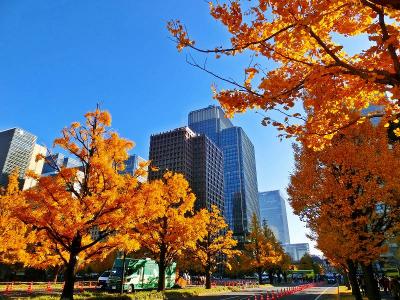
[2,1,368,254]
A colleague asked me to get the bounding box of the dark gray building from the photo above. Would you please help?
[188,106,260,242]
[259,190,290,244]
[0,128,37,187]
[149,127,224,212]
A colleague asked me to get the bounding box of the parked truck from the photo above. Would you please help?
[107,257,176,292]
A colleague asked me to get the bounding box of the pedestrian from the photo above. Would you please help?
[358,277,366,296]
[383,276,390,294]
[391,277,400,300]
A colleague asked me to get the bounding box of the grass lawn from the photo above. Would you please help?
[0,286,239,299]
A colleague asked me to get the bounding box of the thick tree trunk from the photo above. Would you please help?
[361,263,381,300]
[277,270,282,283]
[157,246,166,292]
[60,235,81,300]
[205,263,212,289]
[347,260,363,300]
[268,270,273,284]
[257,267,263,285]
[120,252,126,294]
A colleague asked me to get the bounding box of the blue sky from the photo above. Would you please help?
[1,1,372,254]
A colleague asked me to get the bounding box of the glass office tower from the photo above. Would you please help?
[189,106,260,242]
[0,128,38,187]
[259,190,290,244]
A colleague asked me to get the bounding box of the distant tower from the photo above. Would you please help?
[258,190,290,244]
[188,106,260,242]
[42,153,81,176]
[149,127,224,212]
[0,128,46,189]
[121,154,148,183]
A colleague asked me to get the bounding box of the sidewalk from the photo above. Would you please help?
[339,285,396,300]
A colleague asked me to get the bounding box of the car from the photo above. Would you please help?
[327,277,336,284]
[98,270,111,289]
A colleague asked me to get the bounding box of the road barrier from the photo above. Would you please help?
[0,280,98,294]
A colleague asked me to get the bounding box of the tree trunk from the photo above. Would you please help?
[347,260,363,300]
[205,263,212,289]
[257,267,263,285]
[157,246,166,292]
[361,263,381,300]
[60,235,81,300]
[268,270,273,284]
[120,252,126,294]
[277,270,282,283]
[54,266,60,284]
[283,271,287,283]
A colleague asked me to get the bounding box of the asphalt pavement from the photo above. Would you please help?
[185,283,338,300]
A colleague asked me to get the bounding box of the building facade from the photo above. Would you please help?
[149,127,224,212]
[283,243,310,262]
[259,190,290,244]
[121,154,148,183]
[0,128,46,189]
[42,153,81,176]
[188,106,260,242]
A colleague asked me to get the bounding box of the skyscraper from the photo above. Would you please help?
[42,153,81,176]
[121,154,148,183]
[259,190,290,244]
[189,106,260,242]
[0,128,46,189]
[283,243,310,262]
[149,127,224,212]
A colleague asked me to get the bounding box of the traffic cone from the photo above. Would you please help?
[27,282,33,293]
[46,281,52,292]
[5,284,9,293]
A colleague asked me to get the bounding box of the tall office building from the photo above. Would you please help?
[188,106,260,242]
[149,127,224,212]
[259,190,290,244]
[283,243,310,262]
[121,154,148,183]
[42,153,81,176]
[0,128,46,189]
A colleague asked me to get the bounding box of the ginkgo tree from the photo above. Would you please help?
[135,172,208,292]
[190,205,240,289]
[10,108,143,300]
[288,120,400,300]
[240,214,283,285]
[168,0,400,148]
[0,169,30,264]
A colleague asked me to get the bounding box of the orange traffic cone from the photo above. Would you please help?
[5,284,9,293]
[27,282,33,293]
[46,281,52,292]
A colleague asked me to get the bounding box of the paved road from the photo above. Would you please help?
[186,284,338,300]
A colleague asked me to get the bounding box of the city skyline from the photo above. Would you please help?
[0,107,314,253]
[0,1,316,253]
